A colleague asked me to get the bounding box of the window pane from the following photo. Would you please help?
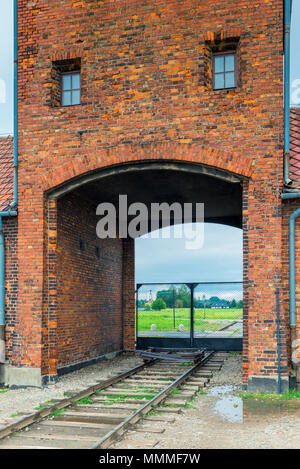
[72,89,81,105]
[214,56,224,73]
[214,73,224,89]
[62,75,71,91]
[72,73,80,90]
[62,90,71,106]
[225,72,235,88]
[225,54,235,72]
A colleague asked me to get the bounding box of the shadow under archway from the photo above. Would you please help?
[50,161,243,230]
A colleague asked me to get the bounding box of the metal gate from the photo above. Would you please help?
[136,282,243,351]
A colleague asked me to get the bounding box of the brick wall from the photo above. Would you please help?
[55,192,123,369]
[3,217,18,365]
[15,0,286,388]
[122,238,135,352]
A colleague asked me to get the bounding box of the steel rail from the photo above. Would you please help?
[92,350,214,449]
[0,359,156,440]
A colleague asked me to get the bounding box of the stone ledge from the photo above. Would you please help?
[247,375,289,393]
[0,365,45,388]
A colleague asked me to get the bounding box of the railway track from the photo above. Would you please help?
[0,350,227,449]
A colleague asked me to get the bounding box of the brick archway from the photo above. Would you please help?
[40,142,253,193]
[41,142,252,382]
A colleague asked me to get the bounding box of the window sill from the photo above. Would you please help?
[213,87,237,92]
[61,103,82,108]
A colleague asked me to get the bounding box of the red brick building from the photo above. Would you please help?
[0,0,299,391]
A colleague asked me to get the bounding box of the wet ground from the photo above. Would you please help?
[209,385,243,422]
[115,354,300,449]
[208,384,300,427]
[155,358,300,449]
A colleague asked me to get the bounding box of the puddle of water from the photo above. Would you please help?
[214,395,243,422]
[208,385,243,423]
[207,385,300,424]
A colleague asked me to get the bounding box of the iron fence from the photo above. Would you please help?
[136,282,243,347]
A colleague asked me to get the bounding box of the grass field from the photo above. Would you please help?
[137,307,242,332]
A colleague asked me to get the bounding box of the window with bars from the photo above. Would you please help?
[62,72,81,106]
[213,52,236,90]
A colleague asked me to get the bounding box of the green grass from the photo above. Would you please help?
[50,408,66,417]
[104,393,156,402]
[0,389,8,394]
[170,388,181,395]
[116,385,157,393]
[34,400,53,411]
[184,401,196,409]
[137,308,242,332]
[77,397,93,405]
[237,389,300,401]
[10,413,18,418]
[184,395,197,409]
[195,308,242,320]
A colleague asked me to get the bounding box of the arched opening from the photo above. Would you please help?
[47,161,245,375]
[135,223,243,351]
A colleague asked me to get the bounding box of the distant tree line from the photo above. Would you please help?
[138,285,243,311]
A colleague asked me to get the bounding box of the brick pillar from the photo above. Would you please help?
[42,198,58,381]
[122,238,135,351]
[242,181,249,386]
[246,179,289,392]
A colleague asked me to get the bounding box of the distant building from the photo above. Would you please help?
[211,301,230,309]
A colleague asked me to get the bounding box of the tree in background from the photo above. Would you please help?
[175,285,190,308]
[157,287,175,308]
[151,297,167,311]
[156,285,190,308]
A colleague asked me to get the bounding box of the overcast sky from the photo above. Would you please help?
[0,0,13,136]
[136,223,243,284]
[0,2,299,284]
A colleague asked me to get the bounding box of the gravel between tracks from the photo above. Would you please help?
[0,353,143,425]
